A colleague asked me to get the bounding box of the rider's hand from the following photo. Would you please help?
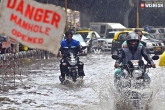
[81,52,85,55]
[114,63,120,68]
[59,54,63,57]
[122,44,127,48]
[151,63,156,68]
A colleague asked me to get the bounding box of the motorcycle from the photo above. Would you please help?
[59,47,86,85]
[112,55,159,110]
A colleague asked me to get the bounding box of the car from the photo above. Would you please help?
[141,33,165,55]
[76,30,101,52]
[89,22,126,37]
[72,33,88,55]
[111,30,165,55]
[103,31,120,50]
[148,28,164,40]
[160,34,165,45]
[158,28,165,34]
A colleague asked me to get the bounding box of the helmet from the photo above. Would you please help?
[126,32,140,51]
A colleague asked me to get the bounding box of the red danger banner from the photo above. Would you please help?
[0,0,66,55]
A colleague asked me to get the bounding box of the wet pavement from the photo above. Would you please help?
[0,52,165,110]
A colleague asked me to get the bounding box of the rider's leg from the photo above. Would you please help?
[114,68,122,79]
[143,73,151,84]
[114,63,123,82]
[78,61,85,77]
[60,63,68,80]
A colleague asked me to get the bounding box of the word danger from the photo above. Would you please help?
[145,2,164,8]
[7,0,61,28]
[12,29,43,44]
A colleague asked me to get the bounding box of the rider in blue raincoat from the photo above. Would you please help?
[59,31,85,83]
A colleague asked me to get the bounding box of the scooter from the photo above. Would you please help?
[59,47,86,85]
[112,55,159,110]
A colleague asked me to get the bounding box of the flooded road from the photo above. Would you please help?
[0,53,165,110]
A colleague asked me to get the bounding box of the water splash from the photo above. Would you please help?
[149,67,165,110]
[93,66,165,110]
[92,74,116,110]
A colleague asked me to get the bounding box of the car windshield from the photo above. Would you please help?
[78,32,89,40]
[159,29,164,33]
[141,35,149,40]
[72,34,85,42]
[105,33,115,38]
[149,30,156,33]
[161,34,165,38]
[94,32,101,38]
[143,33,155,39]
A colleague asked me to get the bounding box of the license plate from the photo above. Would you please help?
[155,47,161,51]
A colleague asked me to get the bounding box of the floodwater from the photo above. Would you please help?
[0,52,165,110]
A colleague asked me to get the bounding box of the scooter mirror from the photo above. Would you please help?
[152,55,159,60]
[112,55,119,60]
[81,47,86,50]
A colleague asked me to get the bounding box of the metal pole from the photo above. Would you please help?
[124,8,133,28]
[136,0,139,28]
[65,0,68,32]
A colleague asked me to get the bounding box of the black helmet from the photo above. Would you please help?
[126,32,140,51]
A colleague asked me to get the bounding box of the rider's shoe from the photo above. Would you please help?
[61,78,66,85]
[59,76,66,85]
[66,76,69,79]
[78,76,84,79]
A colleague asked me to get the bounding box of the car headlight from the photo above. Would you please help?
[146,43,153,46]
[161,43,164,46]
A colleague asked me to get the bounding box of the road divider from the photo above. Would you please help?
[0,50,53,60]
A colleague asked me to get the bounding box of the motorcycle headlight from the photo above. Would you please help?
[146,43,153,46]
[68,58,77,66]
[132,69,143,78]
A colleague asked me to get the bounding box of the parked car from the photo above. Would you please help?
[141,33,164,55]
[158,28,165,34]
[111,30,164,55]
[103,31,120,50]
[148,28,164,40]
[72,33,88,55]
[89,22,126,37]
[160,33,165,45]
[77,30,100,52]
